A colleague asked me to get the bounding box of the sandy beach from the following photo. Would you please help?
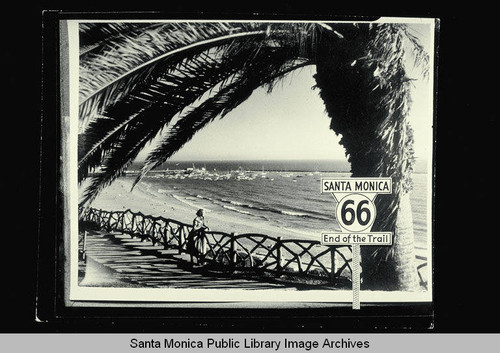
[87,176,321,241]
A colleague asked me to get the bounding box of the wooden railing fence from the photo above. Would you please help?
[80,208,353,285]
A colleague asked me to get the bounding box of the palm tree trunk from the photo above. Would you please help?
[314,25,421,291]
[360,193,420,291]
[392,193,420,290]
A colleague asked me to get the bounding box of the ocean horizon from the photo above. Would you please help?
[128,158,428,174]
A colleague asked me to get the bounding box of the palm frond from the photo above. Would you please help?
[78,50,226,181]
[78,22,271,132]
[79,22,165,57]
[77,36,292,183]
[399,25,430,79]
[79,103,174,208]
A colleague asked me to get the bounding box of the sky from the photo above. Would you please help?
[134,22,434,164]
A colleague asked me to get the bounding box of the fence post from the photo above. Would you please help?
[276,237,283,276]
[106,211,112,231]
[98,209,103,228]
[140,218,146,242]
[330,246,336,284]
[230,233,235,273]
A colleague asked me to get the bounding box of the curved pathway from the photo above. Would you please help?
[80,230,291,290]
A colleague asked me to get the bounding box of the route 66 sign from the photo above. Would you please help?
[321,177,393,243]
[321,177,393,309]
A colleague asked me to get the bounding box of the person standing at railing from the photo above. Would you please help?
[187,209,209,264]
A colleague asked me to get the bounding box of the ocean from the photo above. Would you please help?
[130,159,429,246]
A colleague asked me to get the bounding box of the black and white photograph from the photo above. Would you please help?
[62,18,436,306]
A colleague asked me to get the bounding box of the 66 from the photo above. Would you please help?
[335,194,376,232]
